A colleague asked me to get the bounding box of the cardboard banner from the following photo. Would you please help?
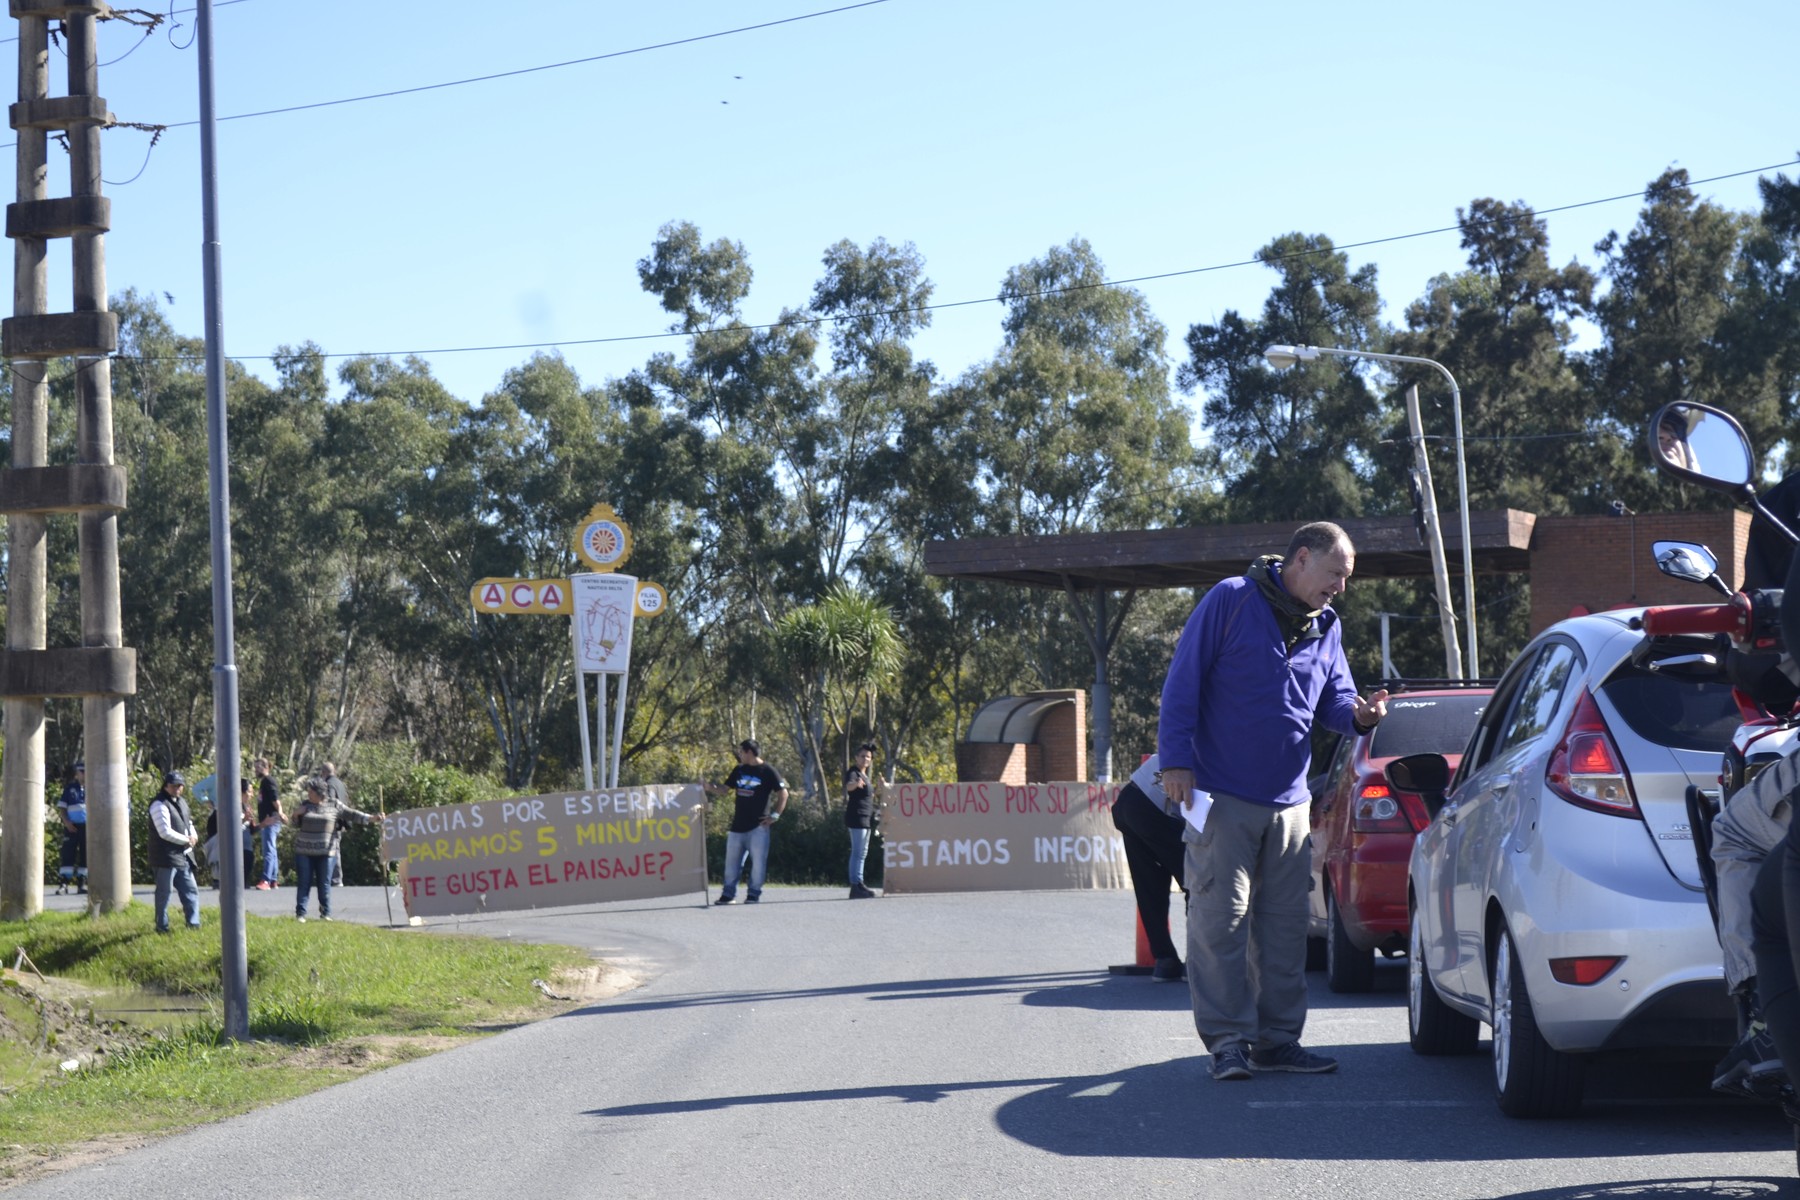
[380,784,705,918]
[880,781,1128,894]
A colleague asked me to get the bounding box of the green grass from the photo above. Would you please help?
[0,907,594,1173]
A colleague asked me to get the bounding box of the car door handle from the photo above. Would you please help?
[1441,804,1459,825]
[1490,773,1513,791]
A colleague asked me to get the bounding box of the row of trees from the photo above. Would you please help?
[4,167,1795,803]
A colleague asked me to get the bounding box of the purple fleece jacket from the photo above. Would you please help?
[1156,572,1362,808]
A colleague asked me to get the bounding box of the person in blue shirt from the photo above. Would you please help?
[1158,522,1388,1082]
[55,761,87,895]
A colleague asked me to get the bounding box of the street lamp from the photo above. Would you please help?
[1261,343,1478,679]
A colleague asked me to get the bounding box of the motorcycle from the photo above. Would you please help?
[1641,400,1800,1164]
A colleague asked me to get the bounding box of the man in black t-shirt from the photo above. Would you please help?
[844,743,879,899]
[702,739,788,904]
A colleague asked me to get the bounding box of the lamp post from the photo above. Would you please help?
[1262,344,1478,679]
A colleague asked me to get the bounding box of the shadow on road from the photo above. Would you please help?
[562,968,1197,1016]
[1491,1182,1793,1198]
[588,1051,1792,1167]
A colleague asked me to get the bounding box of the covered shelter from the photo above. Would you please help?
[924,510,1537,781]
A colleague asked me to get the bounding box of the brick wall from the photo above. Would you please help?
[954,688,1088,783]
[1032,688,1086,782]
[1527,510,1750,636]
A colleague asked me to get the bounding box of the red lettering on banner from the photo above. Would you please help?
[528,863,557,886]
[481,584,503,608]
[1005,786,1040,814]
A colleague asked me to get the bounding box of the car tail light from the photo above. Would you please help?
[1351,783,1414,833]
[1545,692,1640,818]
[1548,955,1624,985]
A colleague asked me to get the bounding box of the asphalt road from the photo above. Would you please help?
[17,884,1800,1199]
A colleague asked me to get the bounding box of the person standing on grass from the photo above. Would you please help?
[147,771,201,932]
[291,776,375,922]
[701,739,787,905]
[1158,521,1388,1082]
[254,757,285,890]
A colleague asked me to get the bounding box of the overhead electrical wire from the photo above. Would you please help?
[107,155,1800,366]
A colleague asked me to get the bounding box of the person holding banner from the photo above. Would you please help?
[1158,521,1388,1082]
[844,743,879,899]
[1113,754,1187,980]
[703,739,788,905]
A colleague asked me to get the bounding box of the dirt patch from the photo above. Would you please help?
[0,968,156,1085]
[0,1132,155,1188]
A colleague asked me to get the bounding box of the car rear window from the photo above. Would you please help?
[1368,693,1490,759]
[1600,673,1741,753]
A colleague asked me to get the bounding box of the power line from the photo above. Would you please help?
[161,1,890,127]
[106,156,1800,367]
[0,0,257,46]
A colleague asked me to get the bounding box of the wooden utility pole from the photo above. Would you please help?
[0,0,136,919]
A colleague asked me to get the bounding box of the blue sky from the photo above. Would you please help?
[44,0,1800,412]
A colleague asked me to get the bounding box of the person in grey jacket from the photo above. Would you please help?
[291,776,374,921]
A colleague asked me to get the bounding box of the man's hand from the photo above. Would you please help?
[1355,688,1391,729]
[1161,767,1196,809]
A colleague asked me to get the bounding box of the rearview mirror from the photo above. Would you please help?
[1648,402,1754,492]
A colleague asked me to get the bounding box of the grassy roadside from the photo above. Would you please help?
[0,907,604,1182]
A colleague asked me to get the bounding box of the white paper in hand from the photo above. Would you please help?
[1185,789,1213,836]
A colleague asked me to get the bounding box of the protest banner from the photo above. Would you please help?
[879,781,1128,894]
[380,783,706,918]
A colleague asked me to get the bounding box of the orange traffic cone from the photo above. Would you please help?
[1108,909,1166,975]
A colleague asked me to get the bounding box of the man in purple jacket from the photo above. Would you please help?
[1158,521,1388,1082]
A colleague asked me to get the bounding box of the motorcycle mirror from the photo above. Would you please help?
[1647,402,1754,492]
[1650,540,1731,595]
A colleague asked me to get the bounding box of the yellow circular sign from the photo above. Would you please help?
[571,503,633,572]
[634,581,668,619]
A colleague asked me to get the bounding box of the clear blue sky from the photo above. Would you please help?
[47,0,1800,411]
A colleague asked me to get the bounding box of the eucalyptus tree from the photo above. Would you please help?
[1178,233,1383,522]
[634,222,937,796]
[1589,169,1770,465]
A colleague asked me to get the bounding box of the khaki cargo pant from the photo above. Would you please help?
[1184,793,1312,1054]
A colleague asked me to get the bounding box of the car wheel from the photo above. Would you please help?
[1325,886,1375,993]
[1492,926,1584,1118]
[1407,905,1478,1056]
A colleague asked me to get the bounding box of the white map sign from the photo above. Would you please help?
[573,572,637,673]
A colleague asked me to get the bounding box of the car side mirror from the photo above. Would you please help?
[1387,752,1452,817]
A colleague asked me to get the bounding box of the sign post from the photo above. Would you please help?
[467,502,667,793]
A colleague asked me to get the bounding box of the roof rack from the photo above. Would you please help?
[1375,678,1500,692]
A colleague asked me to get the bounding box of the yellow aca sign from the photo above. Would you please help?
[469,578,572,615]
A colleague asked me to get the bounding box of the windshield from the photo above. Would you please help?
[1368,693,1490,759]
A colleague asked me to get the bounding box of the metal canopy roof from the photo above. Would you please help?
[964,694,1074,744]
[923,510,1537,592]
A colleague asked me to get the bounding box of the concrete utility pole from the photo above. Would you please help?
[1403,384,1462,679]
[0,0,136,920]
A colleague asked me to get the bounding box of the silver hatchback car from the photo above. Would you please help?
[1402,609,1742,1117]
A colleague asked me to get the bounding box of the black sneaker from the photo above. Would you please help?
[849,884,876,899]
[1151,957,1185,982]
[1714,1022,1787,1097]
[1210,1045,1253,1081]
[745,894,760,904]
[1249,1042,1338,1074]
[715,895,737,906]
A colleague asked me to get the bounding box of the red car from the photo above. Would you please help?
[1307,681,1492,993]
